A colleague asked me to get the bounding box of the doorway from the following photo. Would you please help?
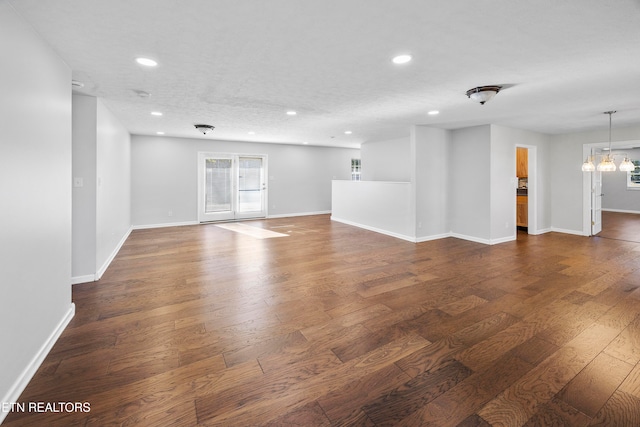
[515,145,536,238]
[197,152,268,222]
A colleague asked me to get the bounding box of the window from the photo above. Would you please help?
[628,160,640,189]
[351,158,361,181]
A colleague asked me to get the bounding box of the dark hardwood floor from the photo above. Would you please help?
[600,211,640,243]
[5,214,640,426]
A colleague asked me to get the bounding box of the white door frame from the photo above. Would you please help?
[515,144,537,235]
[582,139,638,236]
[197,152,268,223]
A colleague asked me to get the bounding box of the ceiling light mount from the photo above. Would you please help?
[466,85,502,105]
[194,124,215,135]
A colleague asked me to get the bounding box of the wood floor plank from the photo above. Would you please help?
[5,213,640,426]
[588,390,640,426]
[317,363,410,425]
[477,323,621,427]
[522,395,592,427]
[361,358,473,426]
[557,352,634,418]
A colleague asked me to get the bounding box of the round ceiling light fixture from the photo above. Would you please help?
[466,85,502,105]
[136,57,158,67]
[194,124,215,135]
[392,54,412,64]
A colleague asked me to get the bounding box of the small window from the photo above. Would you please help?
[628,160,640,189]
[351,158,361,181]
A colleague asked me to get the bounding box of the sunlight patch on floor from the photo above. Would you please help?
[215,223,289,239]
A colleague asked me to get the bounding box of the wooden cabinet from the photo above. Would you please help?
[517,195,528,227]
[517,147,528,177]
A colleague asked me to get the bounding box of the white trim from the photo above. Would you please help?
[450,233,491,245]
[96,226,132,280]
[528,227,552,235]
[71,274,95,285]
[268,210,331,219]
[450,233,515,245]
[331,216,416,242]
[550,227,588,236]
[490,235,517,245]
[516,144,538,236]
[0,303,75,425]
[602,208,640,214]
[331,220,519,246]
[132,221,198,230]
[416,232,453,243]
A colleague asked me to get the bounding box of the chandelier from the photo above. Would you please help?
[582,111,635,172]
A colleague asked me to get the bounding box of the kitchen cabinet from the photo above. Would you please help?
[517,195,528,227]
[517,147,528,177]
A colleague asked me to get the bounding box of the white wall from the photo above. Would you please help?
[449,126,492,241]
[72,95,97,279]
[489,127,517,243]
[131,135,358,227]
[72,96,131,282]
[550,124,640,233]
[95,99,131,276]
[602,148,640,213]
[412,126,450,240]
[360,136,410,181]
[491,125,552,237]
[0,4,74,417]
[332,181,413,240]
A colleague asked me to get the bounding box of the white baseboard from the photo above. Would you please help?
[0,303,75,425]
[71,274,96,285]
[490,235,517,245]
[450,233,492,245]
[331,216,416,242]
[268,210,331,219]
[132,221,198,230]
[416,232,452,243]
[529,227,552,235]
[96,226,132,280]
[550,227,587,236]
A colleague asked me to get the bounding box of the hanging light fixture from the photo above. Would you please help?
[582,111,634,172]
[619,156,635,172]
[596,111,617,171]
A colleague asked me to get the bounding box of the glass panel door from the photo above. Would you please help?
[591,169,603,235]
[198,153,267,222]
[198,154,235,222]
[237,156,266,219]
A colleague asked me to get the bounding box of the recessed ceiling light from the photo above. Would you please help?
[286,111,297,116]
[151,111,163,116]
[136,57,158,67]
[392,54,412,64]
[345,131,353,135]
[248,131,256,135]
[156,131,165,135]
[428,110,440,115]
[302,141,308,145]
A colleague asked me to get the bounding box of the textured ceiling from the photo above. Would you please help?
[8,0,640,148]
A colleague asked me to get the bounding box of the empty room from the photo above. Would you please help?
[2,1,640,426]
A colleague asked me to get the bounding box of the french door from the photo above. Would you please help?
[591,169,603,235]
[197,153,267,222]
